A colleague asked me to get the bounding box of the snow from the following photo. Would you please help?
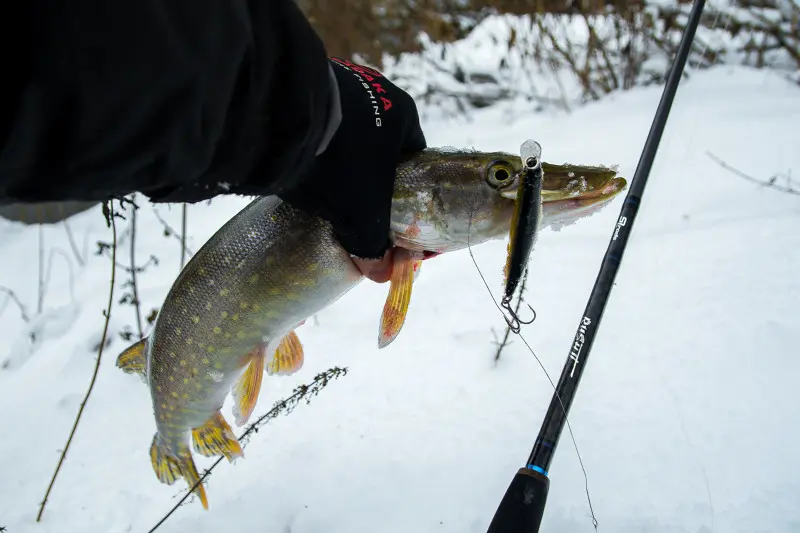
[383,5,800,122]
[2,63,800,533]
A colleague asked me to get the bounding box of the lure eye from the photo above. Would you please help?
[487,160,514,187]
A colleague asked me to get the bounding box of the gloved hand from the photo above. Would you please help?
[279,57,427,283]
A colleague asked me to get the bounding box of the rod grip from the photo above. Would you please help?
[485,467,549,533]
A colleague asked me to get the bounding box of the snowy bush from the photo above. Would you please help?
[382,0,800,119]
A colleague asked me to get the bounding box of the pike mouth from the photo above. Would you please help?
[500,188,520,199]
[562,176,627,204]
[501,175,627,204]
[543,176,627,214]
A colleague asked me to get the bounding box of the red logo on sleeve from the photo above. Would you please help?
[331,57,393,113]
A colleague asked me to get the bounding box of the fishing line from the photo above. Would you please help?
[642,13,727,516]
[636,7,734,531]
[659,372,717,533]
[501,296,537,334]
[465,213,599,530]
[469,236,536,333]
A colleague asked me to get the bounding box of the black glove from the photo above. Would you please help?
[279,57,427,260]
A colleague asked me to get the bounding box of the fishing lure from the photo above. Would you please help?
[502,139,544,332]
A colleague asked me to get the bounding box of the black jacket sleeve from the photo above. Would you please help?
[0,0,333,205]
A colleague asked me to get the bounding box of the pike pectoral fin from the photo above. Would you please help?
[267,330,304,376]
[150,434,209,510]
[378,249,423,349]
[232,344,266,427]
[192,411,244,462]
[115,338,147,380]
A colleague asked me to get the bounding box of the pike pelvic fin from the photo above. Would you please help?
[191,411,244,462]
[232,344,266,427]
[150,434,209,510]
[266,330,304,376]
[115,338,147,379]
[378,249,423,349]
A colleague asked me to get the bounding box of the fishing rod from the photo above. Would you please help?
[484,0,707,530]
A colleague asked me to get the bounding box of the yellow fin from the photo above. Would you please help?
[378,250,423,349]
[232,345,266,427]
[150,434,209,510]
[266,330,304,376]
[115,338,147,379]
[192,411,244,461]
[149,434,181,485]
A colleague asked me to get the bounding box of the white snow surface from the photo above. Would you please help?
[1,65,800,533]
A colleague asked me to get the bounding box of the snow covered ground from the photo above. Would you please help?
[1,64,799,533]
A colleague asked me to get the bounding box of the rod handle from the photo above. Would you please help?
[485,467,549,533]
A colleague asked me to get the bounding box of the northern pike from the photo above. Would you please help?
[115,147,626,509]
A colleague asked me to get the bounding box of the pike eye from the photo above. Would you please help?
[487,161,513,187]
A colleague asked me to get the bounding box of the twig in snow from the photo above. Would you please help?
[493,271,529,363]
[42,248,77,304]
[180,204,188,270]
[98,255,159,274]
[62,220,85,268]
[129,195,144,339]
[36,200,119,523]
[93,200,156,342]
[152,207,195,261]
[466,232,596,530]
[706,151,799,196]
[145,366,349,533]
[0,286,30,322]
[37,225,45,315]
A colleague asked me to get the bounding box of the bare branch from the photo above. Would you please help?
[129,196,144,340]
[180,204,188,270]
[38,225,45,315]
[145,366,349,533]
[705,151,799,196]
[42,248,77,304]
[152,207,195,260]
[62,220,85,268]
[36,200,119,522]
[494,272,529,363]
[0,286,30,322]
[749,8,800,67]
[489,326,501,346]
